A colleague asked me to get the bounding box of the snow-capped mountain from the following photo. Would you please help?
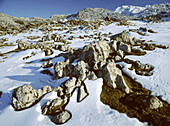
[114,5,146,17]
[114,3,170,18]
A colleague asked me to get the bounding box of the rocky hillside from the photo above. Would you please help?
[67,8,127,21]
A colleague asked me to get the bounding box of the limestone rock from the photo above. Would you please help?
[42,96,68,115]
[77,82,89,102]
[81,41,111,67]
[44,49,53,56]
[110,30,134,45]
[63,77,77,95]
[119,42,131,53]
[72,60,89,81]
[51,110,72,124]
[102,62,129,93]
[12,84,52,110]
[87,71,98,80]
[41,59,53,68]
[53,86,64,97]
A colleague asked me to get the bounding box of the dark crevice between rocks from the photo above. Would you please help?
[100,72,170,126]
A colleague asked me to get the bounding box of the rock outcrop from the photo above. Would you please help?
[81,41,111,67]
[110,30,134,45]
[102,61,129,93]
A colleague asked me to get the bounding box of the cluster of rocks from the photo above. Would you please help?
[129,27,157,36]
[16,39,73,55]
[11,27,169,124]
[0,13,50,36]
[39,33,66,43]
[0,37,14,47]
[124,59,154,76]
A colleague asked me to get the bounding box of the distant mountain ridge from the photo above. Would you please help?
[114,3,170,18]
[49,8,127,21]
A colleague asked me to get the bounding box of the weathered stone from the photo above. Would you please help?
[139,27,148,32]
[58,44,72,52]
[81,41,111,67]
[117,50,124,58]
[109,40,118,53]
[12,84,52,110]
[119,42,131,53]
[102,62,129,93]
[149,96,163,109]
[77,82,89,102]
[51,110,72,124]
[44,49,53,56]
[41,59,53,68]
[110,30,134,45]
[72,60,89,81]
[114,55,122,62]
[42,96,68,115]
[63,77,77,95]
[46,33,52,41]
[53,86,64,97]
[87,71,98,80]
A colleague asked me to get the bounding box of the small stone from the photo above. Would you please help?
[51,110,72,124]
[44,49,53,56]
[42,97,68,115]
[41,60,53,68]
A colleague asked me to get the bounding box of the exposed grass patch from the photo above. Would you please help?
[100,72,170,126]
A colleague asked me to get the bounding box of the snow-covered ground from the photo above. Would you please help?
[0,20,169,126]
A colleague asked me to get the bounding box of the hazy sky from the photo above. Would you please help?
[0,0,169,18]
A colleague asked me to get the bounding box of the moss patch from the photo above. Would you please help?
[100,72,170,126]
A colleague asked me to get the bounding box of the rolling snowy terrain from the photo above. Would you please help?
[0,3,170,126]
